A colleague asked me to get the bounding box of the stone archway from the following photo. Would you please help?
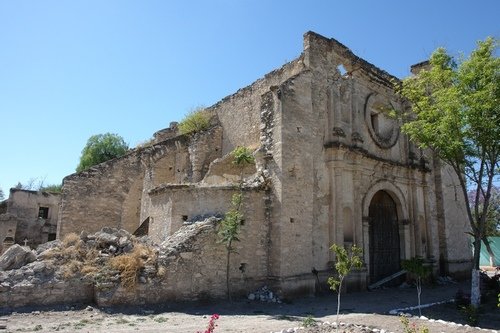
[368,190,401,283]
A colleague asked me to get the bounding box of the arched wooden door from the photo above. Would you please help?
[369,190,400,283]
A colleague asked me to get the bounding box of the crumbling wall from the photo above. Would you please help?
[202,151,257,185]
[58,137,188,237]
[59,127,223,239]
[1,215,268,309]
[209,58,306,155]
[94,218,252,306]
[0,214,17,254]
[6,189,60,248]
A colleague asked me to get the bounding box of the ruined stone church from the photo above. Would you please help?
[57,32,471,298]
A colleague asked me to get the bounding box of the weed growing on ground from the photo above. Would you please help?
[115,317,130,325]
[302,315,317,327]
[153,316,168,323]
[460,304,479,326]
[400,315,429,333]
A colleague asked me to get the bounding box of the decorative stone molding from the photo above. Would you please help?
[364,93,400,148]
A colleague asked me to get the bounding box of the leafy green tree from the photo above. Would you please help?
[328,244,363,332]
[402,257,431,316]
[0,188,5,201]
[395,37,499,307]
[76,133,129,172]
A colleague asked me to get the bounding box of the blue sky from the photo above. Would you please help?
[0,0,498,194]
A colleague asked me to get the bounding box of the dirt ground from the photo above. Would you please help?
[1,280,498,333]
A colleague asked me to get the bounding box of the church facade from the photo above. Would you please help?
[57,32,471,297]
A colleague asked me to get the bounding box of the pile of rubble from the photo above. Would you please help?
[0,227,162,294]
[247,285,281,303]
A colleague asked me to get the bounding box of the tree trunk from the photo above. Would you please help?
[226,247,231,301]
[471,269,481,307]
[471,236,482,307]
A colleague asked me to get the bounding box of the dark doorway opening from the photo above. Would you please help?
[369,191,401,284]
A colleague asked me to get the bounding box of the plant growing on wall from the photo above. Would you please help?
[401,257,431,316]
[231,146,255,166]
[178,107,210,135]
[327,244,363,333]
[217,146,255,300]
[218,193,243,301]
[394,37,499,307]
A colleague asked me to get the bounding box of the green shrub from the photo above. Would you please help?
[400,315,429,333]
[460,304,479,326]
[231,146,255,165]
[178,108,210,135]
[302,315,317,327]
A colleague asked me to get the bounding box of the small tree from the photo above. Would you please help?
[395,37,499,307]
[402,257,431,316]
[328,244,363,332]
[218,193,243,301]
[217,146,255,300]
[0,188,4,201]
[76,133,129,172]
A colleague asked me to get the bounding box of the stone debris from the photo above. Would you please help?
[0,244,36,271]
[436,275,457,285]
[0,216,224,308]
[271,320,396,333]
[247,285,281,303]
[159,217,219,266]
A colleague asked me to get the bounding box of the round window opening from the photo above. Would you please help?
[365,94,399,148]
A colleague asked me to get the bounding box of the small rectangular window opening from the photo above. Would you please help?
[38,207,49,219]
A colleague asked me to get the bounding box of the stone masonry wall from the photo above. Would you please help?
[208,58,306,155]
[94,217,267,306]
[59,127,223,239]
[6,189,60,249]
[58,136,189,238]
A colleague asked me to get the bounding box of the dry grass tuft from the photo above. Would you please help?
[157,265,167,277]
[62,233,81,247]
[61,259,83,279]
[109,244,156,289]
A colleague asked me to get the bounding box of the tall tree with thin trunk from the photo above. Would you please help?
[395,37,499,307]
[218,146,255,301]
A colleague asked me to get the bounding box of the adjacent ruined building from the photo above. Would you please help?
[0,189,60,254]
[55,31,472,299]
